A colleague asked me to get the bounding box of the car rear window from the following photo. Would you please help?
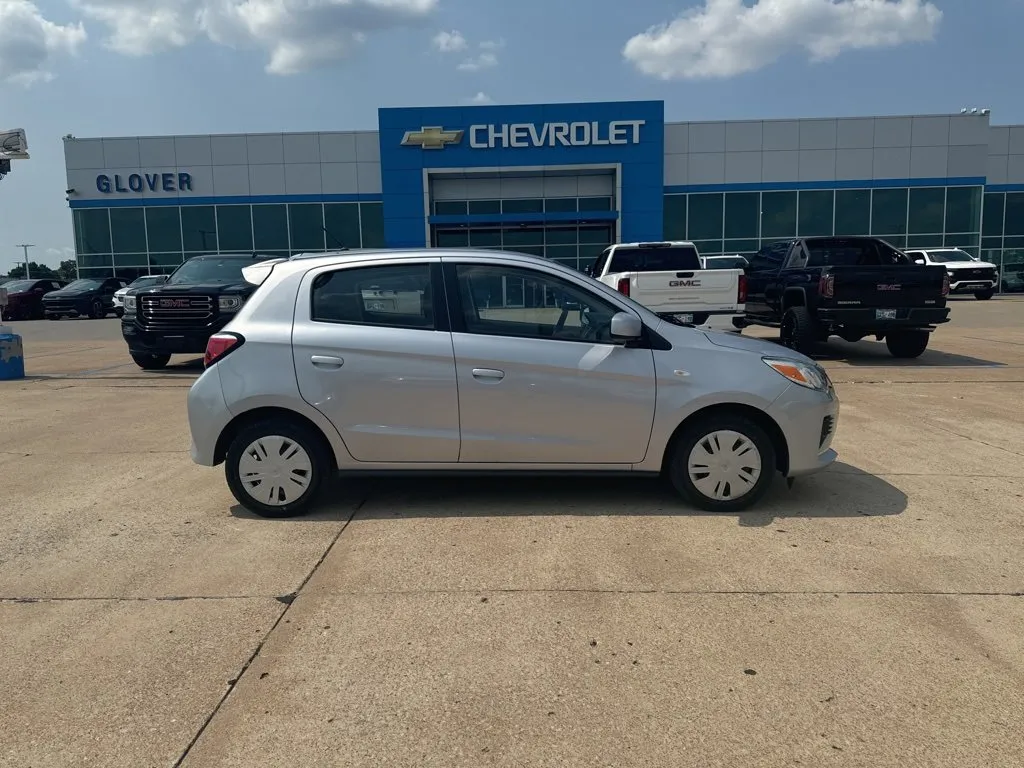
[608,245,701,272]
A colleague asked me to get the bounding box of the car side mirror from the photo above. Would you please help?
[610,312,642,340]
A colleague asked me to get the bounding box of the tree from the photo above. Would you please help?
[57,259,78,282]
[8,262,59,280]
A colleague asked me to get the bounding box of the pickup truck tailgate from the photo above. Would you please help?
[630,269,742,312]
[830,264,946,308]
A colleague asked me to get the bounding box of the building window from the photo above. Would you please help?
[436,229,469,247]
[469,200,501,215]
[324,203,361,249]
[469,228,501,247]
[834,190,871,236]
[216,205,253,252]
[502,199,544,214]
[688,193,724,241]
[908,187,945,234]
[663,194,686,240]
[74,209,112,255]
[146,208,182,253]
[798,190,834,237]
[982,193,1005,238]
[79,254,113,268]
[288,204,325,253]
[109,208,147,254]
[150,252,185,268]
[113,253,148,267]
[252,204,290,252]
[871,188,908,236]
[360,202,385,248]
[945,186,981,234]
[761,191,797,239]
[692,239,724,256]
[545,198,578,213]
[579,197,613,211]
[725,193,759,239]
[724,239,759,254]
[181,206,217,252]
[435,200,468,216]
[1003,192,1024,236]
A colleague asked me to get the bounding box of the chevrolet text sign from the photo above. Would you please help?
[469,120,645,149]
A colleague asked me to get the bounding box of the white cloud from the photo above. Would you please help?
[0,0,86,85]
[432,29,466,52]
[623,0,942,80]
[467,91,493,104]
[457,49,497,71]
[70,0,439,75]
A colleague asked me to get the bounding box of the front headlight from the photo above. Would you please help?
[219,296,243,312]
[123,295,136,312]
[763,357,830,391]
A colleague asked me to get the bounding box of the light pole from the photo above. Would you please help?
[15,244,34,278]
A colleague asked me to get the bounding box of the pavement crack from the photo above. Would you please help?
[923,422,1024,459]
[0,595,270,604]
[317,588,1024,598]
[171,497,365,768]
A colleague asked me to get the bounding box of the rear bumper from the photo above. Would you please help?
[817,306,950,329]
[187,365,231,466]
[122,317,229,356]
[655,309,740,326]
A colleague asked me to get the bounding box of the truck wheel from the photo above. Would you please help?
[974,289,994,300]
[666,412,776,513]
[780,306,818,354]
[47,314,61,321]
[88,300,106,319]
[885,329,930,359]
[225,418,330,518]
[132,353,171,370]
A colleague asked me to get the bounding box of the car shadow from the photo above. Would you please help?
[146,357,204,374]
[229,461,907,528]
[759,335,1005,367]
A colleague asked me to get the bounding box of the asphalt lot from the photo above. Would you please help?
[2,297,1023,767]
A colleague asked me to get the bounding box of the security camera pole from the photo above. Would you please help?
[15,244,35,278]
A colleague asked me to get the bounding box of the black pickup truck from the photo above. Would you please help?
[122,253,271,369]
[742,237,950,358]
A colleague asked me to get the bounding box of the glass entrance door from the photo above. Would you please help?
[431,223,614,273]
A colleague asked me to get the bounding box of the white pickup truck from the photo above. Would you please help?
[586,241,746,333]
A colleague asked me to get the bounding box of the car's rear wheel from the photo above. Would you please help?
[885,329,930,358]
[47,314,61,321]
[88,300,105,319]
[667,413,776,513]
[225,418,330,518]
[974,289,994,300]
[780,305,818,354]
[131,352,170,370]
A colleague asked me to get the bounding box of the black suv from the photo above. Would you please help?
[43,277,128,320]
[121,254,275,369]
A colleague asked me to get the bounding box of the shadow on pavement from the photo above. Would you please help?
[229,461,907,526]
[758,334,1005,367]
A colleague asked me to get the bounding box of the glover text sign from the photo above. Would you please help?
[96,172,193,194]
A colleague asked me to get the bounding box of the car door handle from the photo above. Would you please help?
[311,355,344,369]
[472,368,505,381]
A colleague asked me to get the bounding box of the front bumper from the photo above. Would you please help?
[949,280,996,294]
[817,306,949,329]
[768,383,840,478]
[44,298,91,316]
[122,316,230,356]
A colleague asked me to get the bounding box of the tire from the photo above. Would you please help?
[88,300,106,319]
[974,289,994,300]
[47,314,61,321]
[131,352,171,370]
[225,417,330,518]
[885,329,930,359]
[780,305,819,354]
[666,413,777,513]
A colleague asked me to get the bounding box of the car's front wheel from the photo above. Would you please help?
[667,413,777,513]
[131,352,171,370]
[225,418,330,518]
[974,289,994,300]
[88,299,106,319]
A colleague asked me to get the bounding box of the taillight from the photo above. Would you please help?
[737,274,747,304]
[941,273,950,297]
[204,332,244,368]
[617,277,630,297]
[819,273,835,299]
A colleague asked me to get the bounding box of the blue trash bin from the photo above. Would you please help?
[0,331,26,380]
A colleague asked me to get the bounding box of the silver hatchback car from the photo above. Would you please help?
[187,249,838,518]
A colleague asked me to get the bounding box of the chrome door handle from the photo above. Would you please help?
[311,355,344,369]
[472,368,505,381]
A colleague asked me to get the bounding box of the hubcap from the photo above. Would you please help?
[237,435,313,506]
[687,430,762,502]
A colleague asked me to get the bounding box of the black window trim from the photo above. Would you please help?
[308,261,448,332]
[441,259,653,348]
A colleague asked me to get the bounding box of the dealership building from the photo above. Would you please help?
[63,100,1024,292]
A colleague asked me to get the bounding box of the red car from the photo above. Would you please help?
[1,278,66,321]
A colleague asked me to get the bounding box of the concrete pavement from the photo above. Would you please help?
[1,298,1022,766]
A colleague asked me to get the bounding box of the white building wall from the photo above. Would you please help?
[664,114,990,187]
[987,124,1024,185]
[63,131,383,204]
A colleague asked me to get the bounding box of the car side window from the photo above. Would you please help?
[311,263,434,330]
[590,248,611,277]
[453,264,621,344]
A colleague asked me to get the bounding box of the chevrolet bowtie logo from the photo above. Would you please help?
[401,126,463,149]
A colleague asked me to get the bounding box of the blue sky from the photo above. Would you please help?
[1,0,1022,274]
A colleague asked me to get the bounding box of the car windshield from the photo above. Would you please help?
[129,276,165,288]
[167,258,247,285]
[64,279,102,291]
[927,250,975,263]
[2,280,35,292]
[704,257,747,270]
[608,245,701,272]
